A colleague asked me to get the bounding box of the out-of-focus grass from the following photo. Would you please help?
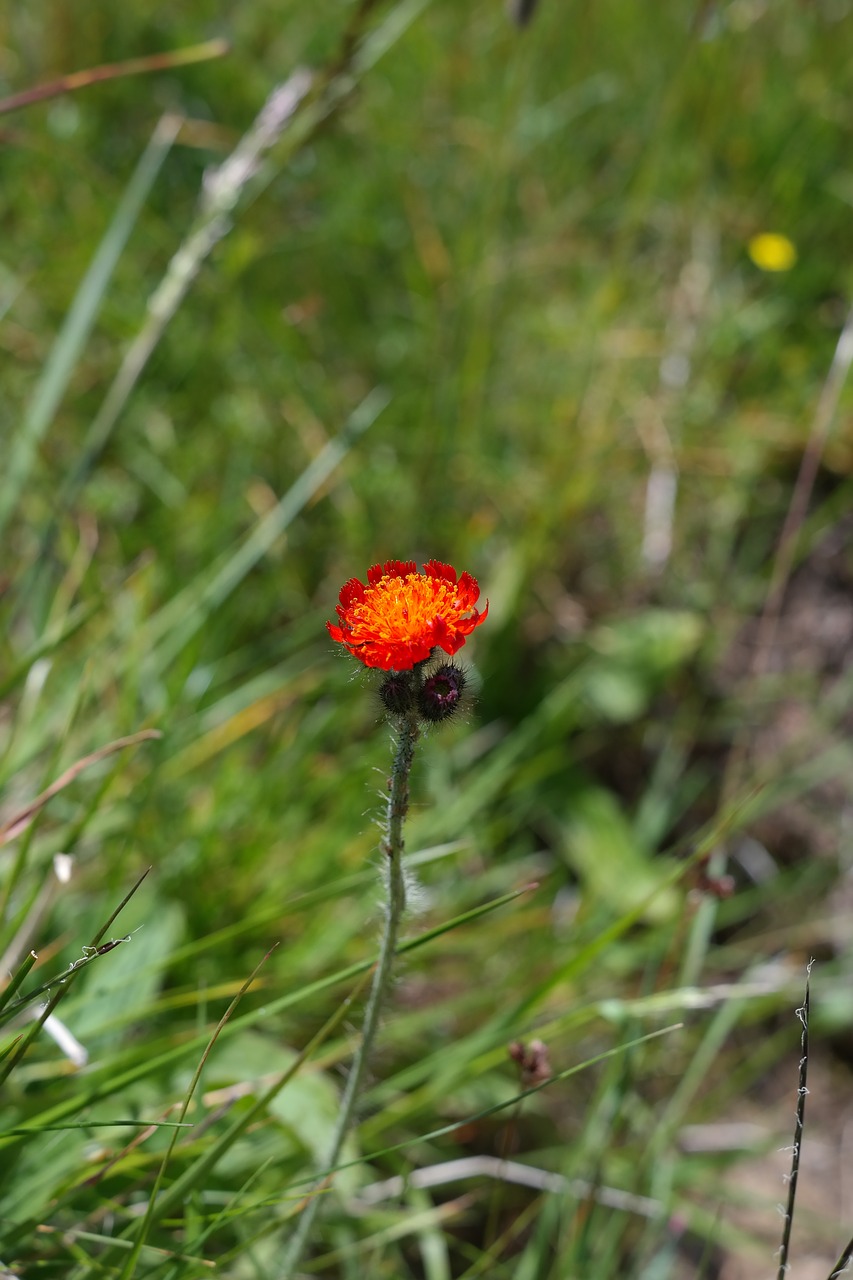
[2,0,853,1275]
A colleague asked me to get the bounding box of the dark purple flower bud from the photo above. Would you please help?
[379,672,416,716]
[417,663,467,723]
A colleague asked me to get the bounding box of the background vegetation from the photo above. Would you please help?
[2,0,853,1275]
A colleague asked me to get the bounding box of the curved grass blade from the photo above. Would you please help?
[0,950,37,1019]
[0,40,228,117]
[0,867,150,1087]
[0,116,181,538]
[49,70,313,532]
[0,730,162,848]
[137,388,389,676]
[827,1236,853,1280]
[116,947,278,1280]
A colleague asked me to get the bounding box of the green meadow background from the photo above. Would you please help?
[2,1,853,1276]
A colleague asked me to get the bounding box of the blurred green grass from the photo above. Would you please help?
[2,0,853,1275]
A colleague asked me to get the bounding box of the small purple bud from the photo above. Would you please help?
[417,663,467,723]
[379,672,415,716]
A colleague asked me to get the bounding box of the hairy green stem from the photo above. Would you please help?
[279,709,418,1277]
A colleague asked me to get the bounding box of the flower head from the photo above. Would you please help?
[327,559,488,671]
[748,231,797,273]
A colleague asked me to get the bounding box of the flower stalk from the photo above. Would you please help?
[280,704,420,1278]
[281,558,486,1275]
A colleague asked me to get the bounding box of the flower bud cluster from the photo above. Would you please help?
[378,659,468,725]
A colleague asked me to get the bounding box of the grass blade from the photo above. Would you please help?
[116,947,278,1280]
[0,867,150,1087]
[0,949,37,1018]
[137,388,389,674]
[0,40,228,116]
[0,115,181,537]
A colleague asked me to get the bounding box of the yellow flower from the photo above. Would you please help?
[748,232,797,273]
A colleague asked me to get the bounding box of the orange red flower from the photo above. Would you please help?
[327,560,488,671]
